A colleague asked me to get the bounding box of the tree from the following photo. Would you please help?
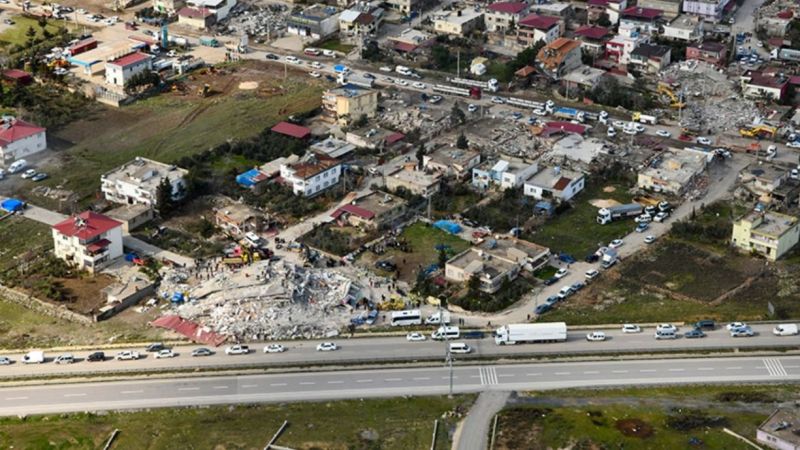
[456,133,468,149]
[450,104,466,125]
[25,26,36,46]
[438,247,448,268]
[37,16,47,29]
[416,144,425,170]
[467,273,481,293]
[156,177,174,215]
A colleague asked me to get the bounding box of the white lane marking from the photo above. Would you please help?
[178,387,199,391]
[213,386,229,390]
[356,379,372,383]
[6,396,28,400]
[526,373,541,376]
[385,378,402,382]
[270,383,287,387]
[479,367,499,385]
[764,358,788,377]
[120,390,143,394]
[640,369,657,373]
[784,365,800,369]
[726,366,742,370]
[697,367,714,371]
[327,380,344,384]
[241,384,258,388]
[554,372,571,376]
[612,370,628,374]
[413,377,430,381]
[64,393,86,397]
[583,371,599,375]
[498,374,515,378]
[298,381,315,385]
[668,368,685,372]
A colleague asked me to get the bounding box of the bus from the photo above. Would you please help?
[391,310,422,326]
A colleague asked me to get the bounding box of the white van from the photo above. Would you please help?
[21,350,44,364]
[773,324,799,336]
[245,232,262,247]
[432,326,460,340]
[395,65,412,76]
[54,354,75,364]
[8,159,27,174]
[448,342,471,354]
[654,330,677,340]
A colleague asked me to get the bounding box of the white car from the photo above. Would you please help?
[644,235,656,244]
[634,124,645,133]
[395,79,408,86]
[491,96,505,104]
[0,356,11,365]
[554,268,569,279]
[379,66,393,72]
[623,127,638,135]
[607,127,616,138]
[309,71,321,78]
[726,321,748,331]
[468,104,478,113]
[622,324,641,333]
[787,141,800,149]
[533,108,547,116]
[263,344,286,353]
[225,345,250,355]
[316,342,338,352]
[557,286,573,300]
[310,61,323,69]
[285,56,300,64]
[635,214,651,224]
[655,130,671,138]
[653,211,669,223]
[756,40,763,47]
[406,332,426,342]
[412,82,426,89]
[586,331,606,342]
[322,49,336,57]
[154,349,176,359]
[697,136,712,145]
[21,169,37,179]
[656,323,678,333]
[612,120,626,128]
[115,351,140,361]
[609,239,624,249]
[585,269,599,280]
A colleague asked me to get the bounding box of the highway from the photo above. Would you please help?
[0,323,798,378]
[0,355,796,416]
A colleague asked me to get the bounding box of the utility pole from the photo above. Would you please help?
[427,195,432,220]
[439,301,453,398]
[456,50,460,79]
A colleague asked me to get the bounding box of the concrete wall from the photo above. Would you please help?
[95,283,155,321]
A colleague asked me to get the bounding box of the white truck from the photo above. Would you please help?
[425,311,451,325]
[494,323,567,345]
[597,203,643,225]
[773,324,799,336]
[116,350,141,360]
[599,247,618,268]
[448,77,499,93]
[21,350,45,364]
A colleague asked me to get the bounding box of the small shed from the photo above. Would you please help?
[2,69,32,86]
[236,168,268,188]
[271,121,311,140]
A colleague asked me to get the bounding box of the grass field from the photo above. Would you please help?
[0,16,66,47]
[0,216,52,273]
[319,38,355,53]
[528,180,635,257]
[0,396,473,449]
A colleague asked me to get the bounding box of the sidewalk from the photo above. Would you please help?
[453,391,510,450]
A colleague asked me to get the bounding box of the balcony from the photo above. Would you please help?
[85,239,111,258]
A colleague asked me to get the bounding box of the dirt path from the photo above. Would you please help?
[453,391,511,450]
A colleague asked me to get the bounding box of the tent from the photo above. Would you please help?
[236,168,267,188]
[0,198,24,213]
[433,220,462,234]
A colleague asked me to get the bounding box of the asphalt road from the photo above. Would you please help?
[0,355,795,416]
[1,323,797,378]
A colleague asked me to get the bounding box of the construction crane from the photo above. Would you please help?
[739,124,777,139]
[657,84,685,109]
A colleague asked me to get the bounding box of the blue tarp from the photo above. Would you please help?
[433,220,462,235]
[1,198,24,213]
[236,169,262,188]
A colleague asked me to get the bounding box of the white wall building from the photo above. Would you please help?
[524,166,585,201]
[101,157,189,207]
[682,0,730,22]
[0,117,46,163]
[104,52,153,88]
[187,0,237,20]
[472,158,539,190]
[52,212,124,274]
[280,152,342,197]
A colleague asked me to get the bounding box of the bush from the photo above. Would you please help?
[666,410,729,431]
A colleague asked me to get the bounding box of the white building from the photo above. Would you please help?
[101,157,189,207]
[682,0,731,22]
[662,14,704,41]
[186,0,237,20]
[104,52,152,88]
[280,152,342,197]
[524,166,585,202]
[485,1,529,33]
[472,158,539,190]
[0,117,46,163]
[287,4,341,40]
[52,211,124,274]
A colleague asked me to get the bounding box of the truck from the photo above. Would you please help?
[773,324,799,336]
[597,203,643,225]
[425,311,451,325]
[600,247,618,269]
[448,77,498,93]
[21,350,45,364]
[632,112,657,125]
[115,350,140,360]
[553,107,585,123]
[432,84,481,99]
[505,96,544,110]
[199,36,219,47]
[333,64,350,74]
[494,323,567,345]
[337,72,374,89]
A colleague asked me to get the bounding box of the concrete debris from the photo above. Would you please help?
[221,3,290,41]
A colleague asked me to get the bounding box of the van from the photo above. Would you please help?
[304,48,321,56]
[54,354,74,364]
[654,330,677,340]
[773,324,799,336]
[432,326,460,340]
[245,232,262,247]
[695,320,716,330]
[21,350,44,364]
[449,342,471,354]
[8,159,27,174]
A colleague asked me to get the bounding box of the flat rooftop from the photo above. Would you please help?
[433,7,483,25]
[387,167,441,186]
[759,409,800,446]
[526,166,583,190]
[639,151,706,185]
[350,190,407,216]
[745,211,799,237]
[101,157,188,190]
[427,147,479,167]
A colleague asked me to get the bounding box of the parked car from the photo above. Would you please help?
[609,239,624,249]
[726,322,747,330]
[87,351,105,362]
[586,331,606,342]
[191,348,213,357]
[656,323,678,333]
[543,276,558,286]
[684,328,706,338]
[644,235,656,244]
[557,286,573,300]
[491,96,505,104]
[571,281,585,292]
[656,130,671,138]
[263,344,286,353]
[463,331,485,339]
[20,169,37,179]
[787,141,800,149]
[607,127,616,138]
[54,354,74,364]
[31,172,48,182]
[225,345,250,355]
[585,269,600,280]
[635,214,651,224]
[155,349,176,359]
[412,82,426,89]
[534,303,551,315]
[0,356,11,365]
[429,95,443,104]
[265,53,279,60]
[636,222,649,233]
[697,136,712,145]
[533,108,547,116]
[146,343,166,352]
[545,295,560,305]
[407,332,426,342]
[653,211,669,222]
[468,104,478,113]
[621,324,641,333]
[316,342,338,352]
[554,268,569,279]
[115,350,140,361]
[375,260,397,272]
[695,320,716,330]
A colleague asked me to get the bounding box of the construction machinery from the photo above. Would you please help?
[198,83,210,97]
[739,124,777,139]
[657,83,685,109]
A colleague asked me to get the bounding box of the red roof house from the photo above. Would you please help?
[53,211,122,240]
[107,52,151,68]
[0,117,46,161]
[52,211,124,273]
[271,121,312,140]
[2,69,32,85]
[487,1,528,14]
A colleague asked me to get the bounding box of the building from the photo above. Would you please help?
[533,2,574,19]
[271,121,311,140]
[385,166,442,197]
[423,147,481,179]
[215,202,263,238]
[445,238,550,293]
[738,162,788,200]
[486,1,529,33]
[472,157,538,190]
[562,65,606,91]
[384,0,418,15]
[153,0,185,14]
[310,137,356,160]
[758,409,800,450]
[52,211,124,274]
[433,7,484,36]
[573,25,611,55]
[322,84,378,126]
[686,40,727,66]
[346,127,404,151]
[536,38,582,80]
[106,203,155,233]
[287,4,341,40]
[2,69,33,85]
[619,6,663,36]
[662,14,704,41]
[177,7,216,29]
[388,28,434,54]
[732,210,800,261]
[339,7,383,40]
[331,190,407,230]
[605,32,649,65]
[740,70,789,102]
[758,14,793,38]
[637,0,681,19]
[101,157,189,207]
[587,0,628,24]
[637,150,706,195]
[0,117,46,163]
[517,14,561,46]
[630,43,671,73]
[280,152,342,197]
[524,166,585,202]
[104,52,152,88]
[682,0,731,22]
[186,0,236,21]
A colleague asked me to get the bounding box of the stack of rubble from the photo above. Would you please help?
[224,4,290,39]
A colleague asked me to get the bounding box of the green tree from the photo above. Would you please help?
[467,273,481,293]
[438,247,448,268]
[416,143,425,170]
[25,26,36,46]
[450,104,466,125]
[156,177,174,215]
[37,16,47,29]
[456,133,468,149]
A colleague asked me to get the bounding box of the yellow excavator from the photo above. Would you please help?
[657,83,685,109]
[739,124,777,139]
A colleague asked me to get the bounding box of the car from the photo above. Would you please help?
[375,260,397,271]
[644,206,657,216]
[658,201,671,212]
[285,56,300,64]
[379,66,393,72]
[622,324,641,333]
[623,127,638,135]
[656,323,678,333]
[146,343,166,352]
[309,71,321,78]
[534,303,551,315]
[557,286,573,300]
[543,276,558,286]
[609,239,624,249]
[362,72,375,79]
[697,136,712,145]
[635,214,651,224]
[31,172,48,182]
[316,342,338,351]
[468,104,478,113]
[155,349,176,358]
[263,344,286,353]
[491,96,505,104]
[586,331,606,342]
[395,78,408,86]
[653,211,669,223]
[731,326,755,337]
[684,328,706,338]
[310,61,322,69]
[695,320,716,330]
[407,332,426,342]
[612,120,626,128]
[607,127,616,138]
[585,269,600,280]
[115,350,140,361]
[191,348,213,357]
[635,222,649,233]
[412,82,426,89]
[225,345,250,355]
[554,268,569,279]
[0,356,11,365]
[644,235,656,244]
[429,95,443,104]
[726,321,747,331]
[54,354,74,364]
[265,53,279,60]
[766,145,777,159]
[756,40,763,47]
[20,169,37,179]
[571,281,585,292]
[634,124,645,133]
[322,49,335,57]
[656,130,671,138]
[533,108,547,116]
[545,295,560,305]
[787,141,800,149]
[87,351,105,362]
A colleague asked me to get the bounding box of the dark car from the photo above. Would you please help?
[31,172,48,182]
[463,331,485,339]
[362,72,375,79]
[87,351,105,362]
[375,260,397,272]
[146,343,166,352]
[695,320,716,330]
[585,253,599,263]
[545,295,560,305]
[265,53,279,60]
[191,348,213,357]
[684,328,706,338]
[571,282,585,292]
[534,303,551,315]
[544,277,558,286]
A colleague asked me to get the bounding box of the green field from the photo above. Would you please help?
[319,38,355,53]
[0,216,52,273]
[0,396,473,449]
[0,16,66,47]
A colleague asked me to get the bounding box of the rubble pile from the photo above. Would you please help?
[223,3,290,40]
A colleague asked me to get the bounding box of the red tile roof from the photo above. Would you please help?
[488,1,527,14]
[553,177,572,191]
[331,204,376,220]
[622,6,663,20]
[0,118,45,146]
[108,52,150,68]
[271,121,311,139]
[744,71,788,90]
[386,132,405,144]
[53,211,122,240]
[393,41,418,52]
[151,315,227,346]
[588,0,609,6]
[178,6,213,18]
[515,65,536,77]
[356,13,375,25]
[86,238,111,253]
[2,69,31,80]
[574,25,610,40]
[520,13,559,30]
[544,121,587,135]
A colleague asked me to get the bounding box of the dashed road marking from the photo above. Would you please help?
[241,384,258,388]
[64,393,86,397]
[178,387,199,391]
[269,383,287,387]
[120,390,143,394]
[356,379,372,383]
[212,386,229,390]
[298,381,315,385]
